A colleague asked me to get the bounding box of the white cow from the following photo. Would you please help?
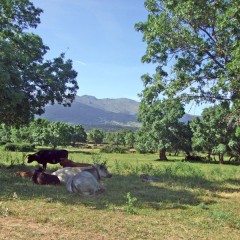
[52,163,112,183]
[52,166,88,183]
[52,163,112,197]
[66,171,106,197]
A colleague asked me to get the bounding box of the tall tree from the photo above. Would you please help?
[29,118,51,146]
[137,98,185,160]
[125,130,136,149]
[47,121,72,148]
[190,103,234,163]
[135,0,240,111]
[71,125,87,146]
[88,128,104,144]
[0,0,79,125]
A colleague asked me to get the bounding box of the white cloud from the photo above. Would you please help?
[74,60,87,66]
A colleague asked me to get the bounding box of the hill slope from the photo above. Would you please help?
[39,95,197,130]
[39,95,140,130]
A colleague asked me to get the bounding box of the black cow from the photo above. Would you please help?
[32,167,60,185]
[28,149,68,170]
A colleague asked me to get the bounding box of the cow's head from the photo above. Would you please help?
[27,153,40,163]
[96,161,112,179]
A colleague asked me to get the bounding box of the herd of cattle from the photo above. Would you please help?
[15,149,112,197]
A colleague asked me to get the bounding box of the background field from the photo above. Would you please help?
[0,148,239,240]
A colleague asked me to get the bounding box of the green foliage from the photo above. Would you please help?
[209,210,240,229]
[88,128,104,144]
[0,119,88,149]
[4,143,18,151]
[4,143,34,152]
[91,152,102,164]
[190,103,239,162]
[0,202,9,217]
[100,145,127,154]
[124,130,136,148]
[20,143,35,152]
[71,125,87,145]
[135,0,240,110]
[113,160,123,174]
[28,119,51,146]
[137,98,186,160]
[125,192,138,215]
[47,121,72,148]
[235,127,240,137]
[0,0,78,125]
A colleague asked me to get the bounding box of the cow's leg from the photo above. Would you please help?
[43,163,47,171]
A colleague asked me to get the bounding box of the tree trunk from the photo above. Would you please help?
[207,151,211,161]
[219,153,224,164]
[185,151,191,157]
[159,148,168,161]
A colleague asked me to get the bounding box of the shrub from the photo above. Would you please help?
[100,145,127,153]
[4,143,19,151]
[4,143,35,152]
[20,143,35,152]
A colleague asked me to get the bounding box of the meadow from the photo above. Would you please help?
[0,147,239,240]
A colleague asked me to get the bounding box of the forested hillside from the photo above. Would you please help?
[39,95,196,129]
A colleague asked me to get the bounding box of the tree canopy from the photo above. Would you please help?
[137,98,186,160]
[0,0,79,125]
[135,0,240,110]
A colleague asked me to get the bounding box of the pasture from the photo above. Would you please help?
[0,148,239,240]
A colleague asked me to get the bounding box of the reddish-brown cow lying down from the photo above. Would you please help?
[14,170,34,178]
[60,159,93,168]
[32,167,60,185]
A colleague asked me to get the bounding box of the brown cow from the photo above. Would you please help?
[14,170,34,178]
[32,167,60,185]
[60,159,93,168]
[28,149,68,170]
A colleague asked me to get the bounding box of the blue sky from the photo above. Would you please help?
[31,0,153,100]
[30,0,206,115]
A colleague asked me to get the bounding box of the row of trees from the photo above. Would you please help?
[0,119,136,149]
[1,102,240,163]
[0,119,86,149]
[138,100,240,163]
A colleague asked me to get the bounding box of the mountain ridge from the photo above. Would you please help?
[39,95,197,130]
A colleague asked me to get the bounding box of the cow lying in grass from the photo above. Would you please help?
[14,170,34,178]
[28,149,68,170]
[66,171,106,197]
[65,163,112,197]
[52,163,112,183]
[60,159,93,168]
[32,167,60,185]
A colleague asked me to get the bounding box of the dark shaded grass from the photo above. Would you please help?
[1,163,238,211]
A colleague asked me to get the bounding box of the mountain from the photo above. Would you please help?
[39,95,140,130]
[38,95,197,130]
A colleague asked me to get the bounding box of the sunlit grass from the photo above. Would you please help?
[0,148,239,239]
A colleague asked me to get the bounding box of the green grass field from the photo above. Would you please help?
[0,148,239,239]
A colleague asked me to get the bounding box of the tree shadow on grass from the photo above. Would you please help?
[0,166,238,211]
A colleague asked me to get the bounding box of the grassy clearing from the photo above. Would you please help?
[0,149,239,239]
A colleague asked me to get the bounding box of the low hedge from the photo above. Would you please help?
[100,144,127,153]
[4,143,35,152]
